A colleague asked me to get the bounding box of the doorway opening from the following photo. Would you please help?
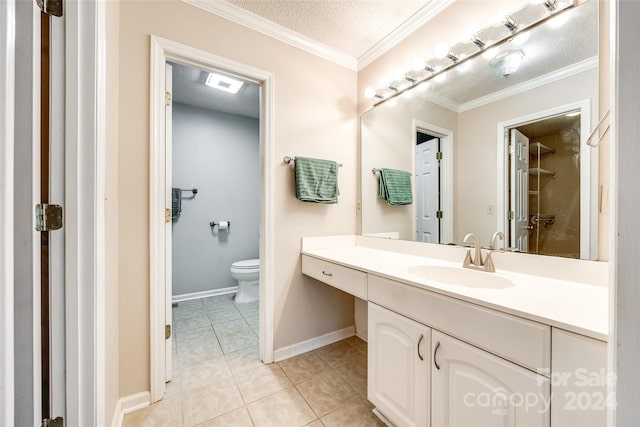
[168,60,261,380]
[150,36,275,402]
[498,99,597,259]
[415,131,442,243]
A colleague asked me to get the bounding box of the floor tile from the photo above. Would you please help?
[343,336,368,354]
[214,320,259,354]
[174,355,233,393]
[296,370,358,417]
[176,325,215,347]
[320,397,385,427]
[123,396,183,427]
[206,304,243,325]
[313,341,363,368]
[278,352,331,384]
[304,421,324,427]
[225,346,265,375]
[177,333,223,366]
[197,407,254,427]
[202,295,235,308]
[235,364,293,403]
[247,388,316,427]
[182,381,244,427]
[174,314,212,333]
[334,351,367,396]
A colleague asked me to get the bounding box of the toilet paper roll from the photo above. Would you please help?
[218,221,229,231]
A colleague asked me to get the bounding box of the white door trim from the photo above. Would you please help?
[496,99,596,259]
[63,0,107,424]
[149,36,275,402]
[412,120,453,244]
[0,0,16,424]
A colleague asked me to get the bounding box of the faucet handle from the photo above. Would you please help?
[463,249,474,268]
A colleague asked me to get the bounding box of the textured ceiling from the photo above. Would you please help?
[225,0,433,58]
[170,62,260,118]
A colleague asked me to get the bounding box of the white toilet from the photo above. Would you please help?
[230,259,260,303]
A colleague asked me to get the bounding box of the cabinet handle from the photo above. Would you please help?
[417,334,424,361]
[434,341,441,370]
[322,271,333,277]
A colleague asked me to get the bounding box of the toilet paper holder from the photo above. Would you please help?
[209,220,231,229]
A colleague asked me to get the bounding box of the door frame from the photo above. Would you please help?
[149,36,275,402]
[496,99,596,259]
[0,0,16,424]
[412,120,453,244]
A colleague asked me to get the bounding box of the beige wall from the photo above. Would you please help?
[116,0,357,397]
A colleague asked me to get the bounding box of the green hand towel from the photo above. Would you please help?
[378,168,413,205]
[295,157,339,204]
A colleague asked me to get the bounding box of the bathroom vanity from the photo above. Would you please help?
[301,235,609,427]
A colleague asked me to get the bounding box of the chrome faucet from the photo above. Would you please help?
[462,233,484,271]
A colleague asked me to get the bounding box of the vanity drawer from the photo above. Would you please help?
[368,274,550,373]
[302,255,367,299]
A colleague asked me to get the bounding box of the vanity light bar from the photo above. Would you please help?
[363,0,574,107]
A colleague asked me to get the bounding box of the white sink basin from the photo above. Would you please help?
[408,265,515,289]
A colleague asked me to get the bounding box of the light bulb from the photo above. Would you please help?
[528,0,545,4]
[434,42,450,59]
[364,87,376,99]
[379,78,390,88]
[412,57,425,72]
[492,11,507,26]
[394,68,406,82]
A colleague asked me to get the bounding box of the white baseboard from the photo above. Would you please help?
[273,325,355,362]
[172,286,238,303]
[111,391,151,427]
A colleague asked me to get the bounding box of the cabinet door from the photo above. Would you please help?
[368,302,431,427]
[432,330,550,427]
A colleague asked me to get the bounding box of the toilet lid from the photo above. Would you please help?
[232,259,260,269]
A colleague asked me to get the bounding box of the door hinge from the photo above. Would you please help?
[36,0,63,17]
[42,417,64,427]
[509,211,515,220]
[509,144,515,155]
[165,91,172,107]
[36,204,63,232]
[436,152,443,160]
[436,210,443,219]
[165,324,171,339]
[165,208,171,223]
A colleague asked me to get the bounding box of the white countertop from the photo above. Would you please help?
[302,237,609,341]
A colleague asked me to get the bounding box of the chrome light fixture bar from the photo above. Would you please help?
[364,0,576,106]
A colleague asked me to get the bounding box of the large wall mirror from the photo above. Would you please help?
[361,0,600,260]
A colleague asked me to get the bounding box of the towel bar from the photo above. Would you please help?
[283,156,343,167]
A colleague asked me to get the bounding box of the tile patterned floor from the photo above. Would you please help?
[123,294,382,427]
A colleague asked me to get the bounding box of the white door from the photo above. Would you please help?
[510,129,529,252]
[165,63,173,382]
[431,330,550,427]
[415,137,440,243]
[368,302,430,427]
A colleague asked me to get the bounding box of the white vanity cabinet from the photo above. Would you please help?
[368,302,431,427]
[432,330,550,427]
[550,329,608,427]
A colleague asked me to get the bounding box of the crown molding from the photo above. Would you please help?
[182,0,358,71]
[458,56,599,113]
[357,0,455,71]
[422,91,461,112]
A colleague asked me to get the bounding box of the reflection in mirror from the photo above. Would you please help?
[360,0,600,260]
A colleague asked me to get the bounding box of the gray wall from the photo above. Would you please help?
[172,103,259,296]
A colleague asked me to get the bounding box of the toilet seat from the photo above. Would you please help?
[232,259,259,270]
